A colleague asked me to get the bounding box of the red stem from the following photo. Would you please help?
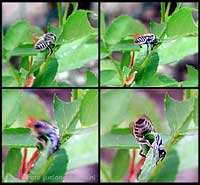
[19,148,27,179]
[128,149,136,180]
[129,52,135,69]
[20,149,40,180]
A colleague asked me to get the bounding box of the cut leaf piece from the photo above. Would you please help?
[80,89,98,126]
[2,128,37,148]
[166,7,198,38]
[165,94,194,134]
[53,95,80,136]
[105,15,146,45]
[62,10,97,41]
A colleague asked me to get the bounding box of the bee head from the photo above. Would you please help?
[158,148,166,160]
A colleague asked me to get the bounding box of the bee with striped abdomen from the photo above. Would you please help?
[26,116,60,158]
[134,33,158,54]
[129,115,166,164]
[34,32,56,54]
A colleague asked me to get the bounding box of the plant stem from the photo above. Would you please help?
[57,3,63,27]
[72,89,78,100]
[175,2,182,11]
[101,164,111,182]
[109,54,124,86]
[63,3,70,24]
[165,2,171,20]
[160,3,166,23]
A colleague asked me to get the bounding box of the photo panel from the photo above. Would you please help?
[2,2,98,87]
[2,89,98,182]
[100,89,198,182]
[100,2,198,87]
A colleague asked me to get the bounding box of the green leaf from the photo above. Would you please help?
[157,36,198,64]
[62,10,97,41]
[56,38,98,71]
[166,7,198,38]
[182,65,198,87]
[101,132,138,149]
[9,44,37,56]
[4,148,22,177]
[108,41,140,52]
[111,149,130,181]
[136,52,159,85]
[80,89,98,126]
[42,149,68,182]
[53,95,80,136]
[33,58,58,87]
[3,20,32,51]
[85,71,98,87]
[165,94,194,134]
[105,15,146,45]
[62,126,98,170]
[2,128,37,148]
[2,89,21,128]
[120,51,131,70]
[100,70,116,86]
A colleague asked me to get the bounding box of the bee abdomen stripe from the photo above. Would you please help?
[136,119,145,124]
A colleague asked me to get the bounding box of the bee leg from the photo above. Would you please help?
[139,146,146,157]
[138,139,153,148]
[147,43,151,55]
[143,139,153,148]
[46,46,53,55]
[36,136,47,150]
